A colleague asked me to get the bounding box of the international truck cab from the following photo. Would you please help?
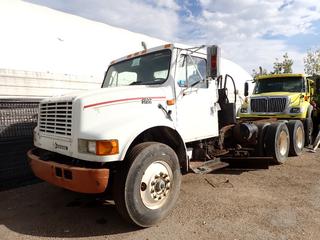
[240,74,320,145]
[28,44,299,227]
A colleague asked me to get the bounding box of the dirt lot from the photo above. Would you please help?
[1,149,320,240]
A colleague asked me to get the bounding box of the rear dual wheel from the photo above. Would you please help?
[304,106,314,146]
[287,120,304,156]
[265,122,290,164]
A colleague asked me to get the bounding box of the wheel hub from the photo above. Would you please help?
[150,173,170,200]
[140,161,173,209]
[154,179,166,192]
[279,130,289,156]
[296,126,304,149]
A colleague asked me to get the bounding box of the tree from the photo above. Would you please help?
[252,66,268,78]
[273,53,293,74]
[304,48,320,76]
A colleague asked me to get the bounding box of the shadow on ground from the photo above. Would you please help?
[0,183,139,238]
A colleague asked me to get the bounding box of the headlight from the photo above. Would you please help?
[78,139,119,156]
[240,108,248,113]
[88,141,96,154]
[290,107,301,113]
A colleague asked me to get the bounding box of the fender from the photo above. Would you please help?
[78,98,179,162]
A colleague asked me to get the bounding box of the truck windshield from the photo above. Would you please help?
[102,49,171,87]
[254,77,305,94]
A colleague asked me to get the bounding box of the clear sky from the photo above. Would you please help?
[26,0,320,74]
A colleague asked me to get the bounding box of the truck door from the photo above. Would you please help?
[174,52,219,142]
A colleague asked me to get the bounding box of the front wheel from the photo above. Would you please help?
[113,142,181,227]
[265,122,290,164]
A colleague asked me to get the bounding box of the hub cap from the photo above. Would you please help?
[140,161,173,210]
[279,130,289,156]
[296,126,304,149]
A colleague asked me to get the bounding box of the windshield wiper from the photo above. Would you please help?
[130,79,166,85]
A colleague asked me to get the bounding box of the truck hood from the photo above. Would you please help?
[41,86,170,105]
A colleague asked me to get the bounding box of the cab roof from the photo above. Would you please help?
[110,44,174,65]
[255,73,305,80]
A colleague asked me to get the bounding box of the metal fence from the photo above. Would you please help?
[0,98,41,191]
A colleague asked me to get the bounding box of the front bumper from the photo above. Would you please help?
[239,113,306,119]
[27,149,110,194]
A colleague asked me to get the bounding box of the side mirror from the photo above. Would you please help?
[244,82,249,97]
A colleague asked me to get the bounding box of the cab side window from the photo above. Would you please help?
[176,54,207,88]
[187,56,207,88]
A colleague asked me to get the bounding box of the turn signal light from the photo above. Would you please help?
[166,99,175,106]
[96,140,119,156]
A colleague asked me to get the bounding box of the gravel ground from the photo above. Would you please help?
[1,149,320,240]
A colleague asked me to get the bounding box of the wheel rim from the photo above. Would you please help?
[140,161,173,210]
[279,130,289,156]
[296,126,304,149]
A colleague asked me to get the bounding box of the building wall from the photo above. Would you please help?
[0,68,101,98]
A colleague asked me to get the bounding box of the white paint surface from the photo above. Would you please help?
[0,0,252,100]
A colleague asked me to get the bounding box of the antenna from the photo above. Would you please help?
[141,41,147,50]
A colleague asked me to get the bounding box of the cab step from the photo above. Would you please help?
[189,158,229,174]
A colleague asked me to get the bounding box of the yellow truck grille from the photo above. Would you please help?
[251,97,287,113]
[39,101,72,136]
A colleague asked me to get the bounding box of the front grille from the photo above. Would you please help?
[39,101,72,136]
[251,97,287,113]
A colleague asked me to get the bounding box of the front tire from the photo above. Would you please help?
[265,122,290,164]
[287,120,305,156]
[113,142,181,227]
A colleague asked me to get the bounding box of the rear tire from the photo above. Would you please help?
[287,120,305,156]
[265,122,289,164]
[304,107,314,146]
[113,142,181,227]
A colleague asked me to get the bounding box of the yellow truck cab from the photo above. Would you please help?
[240,73,316,145]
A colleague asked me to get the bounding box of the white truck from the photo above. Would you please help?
[28,44,299,227]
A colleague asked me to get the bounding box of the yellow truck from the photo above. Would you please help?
[240,73,320,152]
